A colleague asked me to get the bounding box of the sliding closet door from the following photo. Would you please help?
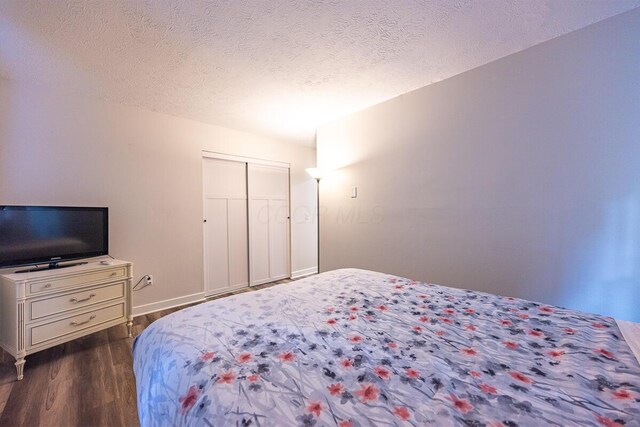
[203,158,249,296]
[248,164,290,286]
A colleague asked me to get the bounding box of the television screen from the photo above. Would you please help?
[0,206,108,268]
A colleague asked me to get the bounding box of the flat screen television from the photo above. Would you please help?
[0,206,108,271]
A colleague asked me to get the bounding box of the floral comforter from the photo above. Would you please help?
[133,269,640,426]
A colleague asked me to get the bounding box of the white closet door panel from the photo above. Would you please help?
[250,198,271,284]
[249,165,289,198]
[248,163,290,285]
[203,157,248,295]
[269,199,289,279]
[204,198,229,292]
[228,198,249,287]
[203,158,246,197]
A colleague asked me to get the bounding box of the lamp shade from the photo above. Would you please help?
[305,168,326,180]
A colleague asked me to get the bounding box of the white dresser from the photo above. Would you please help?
[0,259,133,380]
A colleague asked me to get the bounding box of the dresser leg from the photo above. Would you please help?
[127,319,133,338]
[15,358,25,381]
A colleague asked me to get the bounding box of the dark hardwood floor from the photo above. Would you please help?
[0,277,299,427]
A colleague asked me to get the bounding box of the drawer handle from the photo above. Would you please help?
[70,314,96,327]
[110,272,117,277]
[70,293,96,303]
[43,284,52,289]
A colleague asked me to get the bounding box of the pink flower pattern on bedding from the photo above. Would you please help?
[133,269,640,426]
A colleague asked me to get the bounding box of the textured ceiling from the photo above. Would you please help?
[1,1,639,145]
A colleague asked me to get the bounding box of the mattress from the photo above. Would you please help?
[133,269,640,426]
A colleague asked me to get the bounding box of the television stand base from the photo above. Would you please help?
[14,261,88,274]
[0,259,133,381]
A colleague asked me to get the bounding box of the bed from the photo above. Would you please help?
[133,269,640,426]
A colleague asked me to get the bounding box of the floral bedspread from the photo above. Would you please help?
[133,269,640,426]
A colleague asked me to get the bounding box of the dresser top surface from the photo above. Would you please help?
[1,259,131,282]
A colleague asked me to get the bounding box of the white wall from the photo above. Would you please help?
[317,8,640,321]
[0,81,317,314]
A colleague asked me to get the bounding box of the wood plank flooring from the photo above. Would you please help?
[0,277,299,427]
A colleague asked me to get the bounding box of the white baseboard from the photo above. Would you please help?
[205,283,248,298]
[133,292,206,317]
[291,267,318,279]
[132,269,317,317]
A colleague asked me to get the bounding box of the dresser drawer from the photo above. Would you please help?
[28,303,125,348]
[28,267,127,295]
[28,282,126,321]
